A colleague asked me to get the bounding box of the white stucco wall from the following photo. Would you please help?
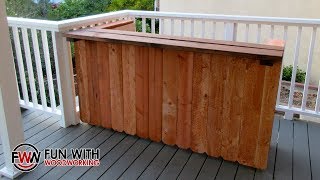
[160,0,320,85]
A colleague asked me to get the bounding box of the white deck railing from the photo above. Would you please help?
[7,10,320,122]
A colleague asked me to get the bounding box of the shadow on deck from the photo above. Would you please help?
[0,109,319,180]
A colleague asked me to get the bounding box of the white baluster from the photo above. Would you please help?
[301,27,317,111]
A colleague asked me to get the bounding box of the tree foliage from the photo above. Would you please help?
[47,0,111,20]
[107,0,154,11]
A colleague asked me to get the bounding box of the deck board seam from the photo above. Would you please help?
[96,137,140,180]
[307,123,313,180]
[71,134,129,180]
[213,159,224,179]
[25,117,59,140]
[176,151,193,179]
[136,144,166,180]
[194,155,208,180]
[272,119,280,179]
[58,131,116,179]
[39,127,105,180]
[116,141,153,180]
[155,148,179,180]
[24,114,54,131]
[23,112,45,124]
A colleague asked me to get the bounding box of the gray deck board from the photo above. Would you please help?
[215,160,238,180]
[235,165,255,180]
[99,139,151,179]
[177,153,207,180]
[274,119,293,180]
[157,148,192,180]
[60,132,126,180]
[40,129,114,180]
[254,117,280,180]
[118,142,163,180]
[38,126,105,180]
[138,145,177,180]
[196,157,222,180]
[78,135,138,180]
[293,121,311,180]
[308,121,320,179]
[0,110,319,180]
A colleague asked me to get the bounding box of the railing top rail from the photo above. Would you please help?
[127,10,320,27]
[7,10,320,32]
[7,17,59,31]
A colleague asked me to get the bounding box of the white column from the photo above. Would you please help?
[0,0,25,178]
[53,32,79,127]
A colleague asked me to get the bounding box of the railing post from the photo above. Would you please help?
[53,32,79,127]
[284,111,294,120]
[0,0,24,178]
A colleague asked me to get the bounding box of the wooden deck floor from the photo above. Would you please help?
[0,109,319,180]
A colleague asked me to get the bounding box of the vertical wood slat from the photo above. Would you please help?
[176,52,193,149]
[238,59,266,166]
[149,47,163,142]
[162,49,179,145]
[301,27,317,110]
[22,27,38,105]
[288,26,302,108]
[142,18,146,33]
[75,40,90,123]
[136,46,149,138]
[41,30,57,111]
[221,57,246,161]
[109,43,124,132]
[191,53,210,153]
[31,28,47,108]
[97,42,112,128]
[207,54,226,157]
[12,27,29,104]
[255,61,282,169]
[87,41,101,125]
[122,44,136,135]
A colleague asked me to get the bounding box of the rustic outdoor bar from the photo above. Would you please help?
[64,21,284,169]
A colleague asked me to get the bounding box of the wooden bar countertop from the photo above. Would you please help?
[64,28,284,59]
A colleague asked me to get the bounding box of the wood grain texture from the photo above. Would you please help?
[162,49,179,145]
[207,54,226,157]
[136,46,149,138]
[97,42,112,128]
[86,41,100,125]
[122,44,136,135]
[109,43,124,132]
[73,37,283,169]
[148,47,163,142]
[75,40,90,123]
[176,51,193,149]
[191,53,210,153]
[254,61,281,169]
[220,56,246,161]
[238,59,266,166]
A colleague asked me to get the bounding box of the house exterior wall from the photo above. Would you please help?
[160,0,320,85]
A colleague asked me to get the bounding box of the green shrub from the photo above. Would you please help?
[282,65,306,83]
